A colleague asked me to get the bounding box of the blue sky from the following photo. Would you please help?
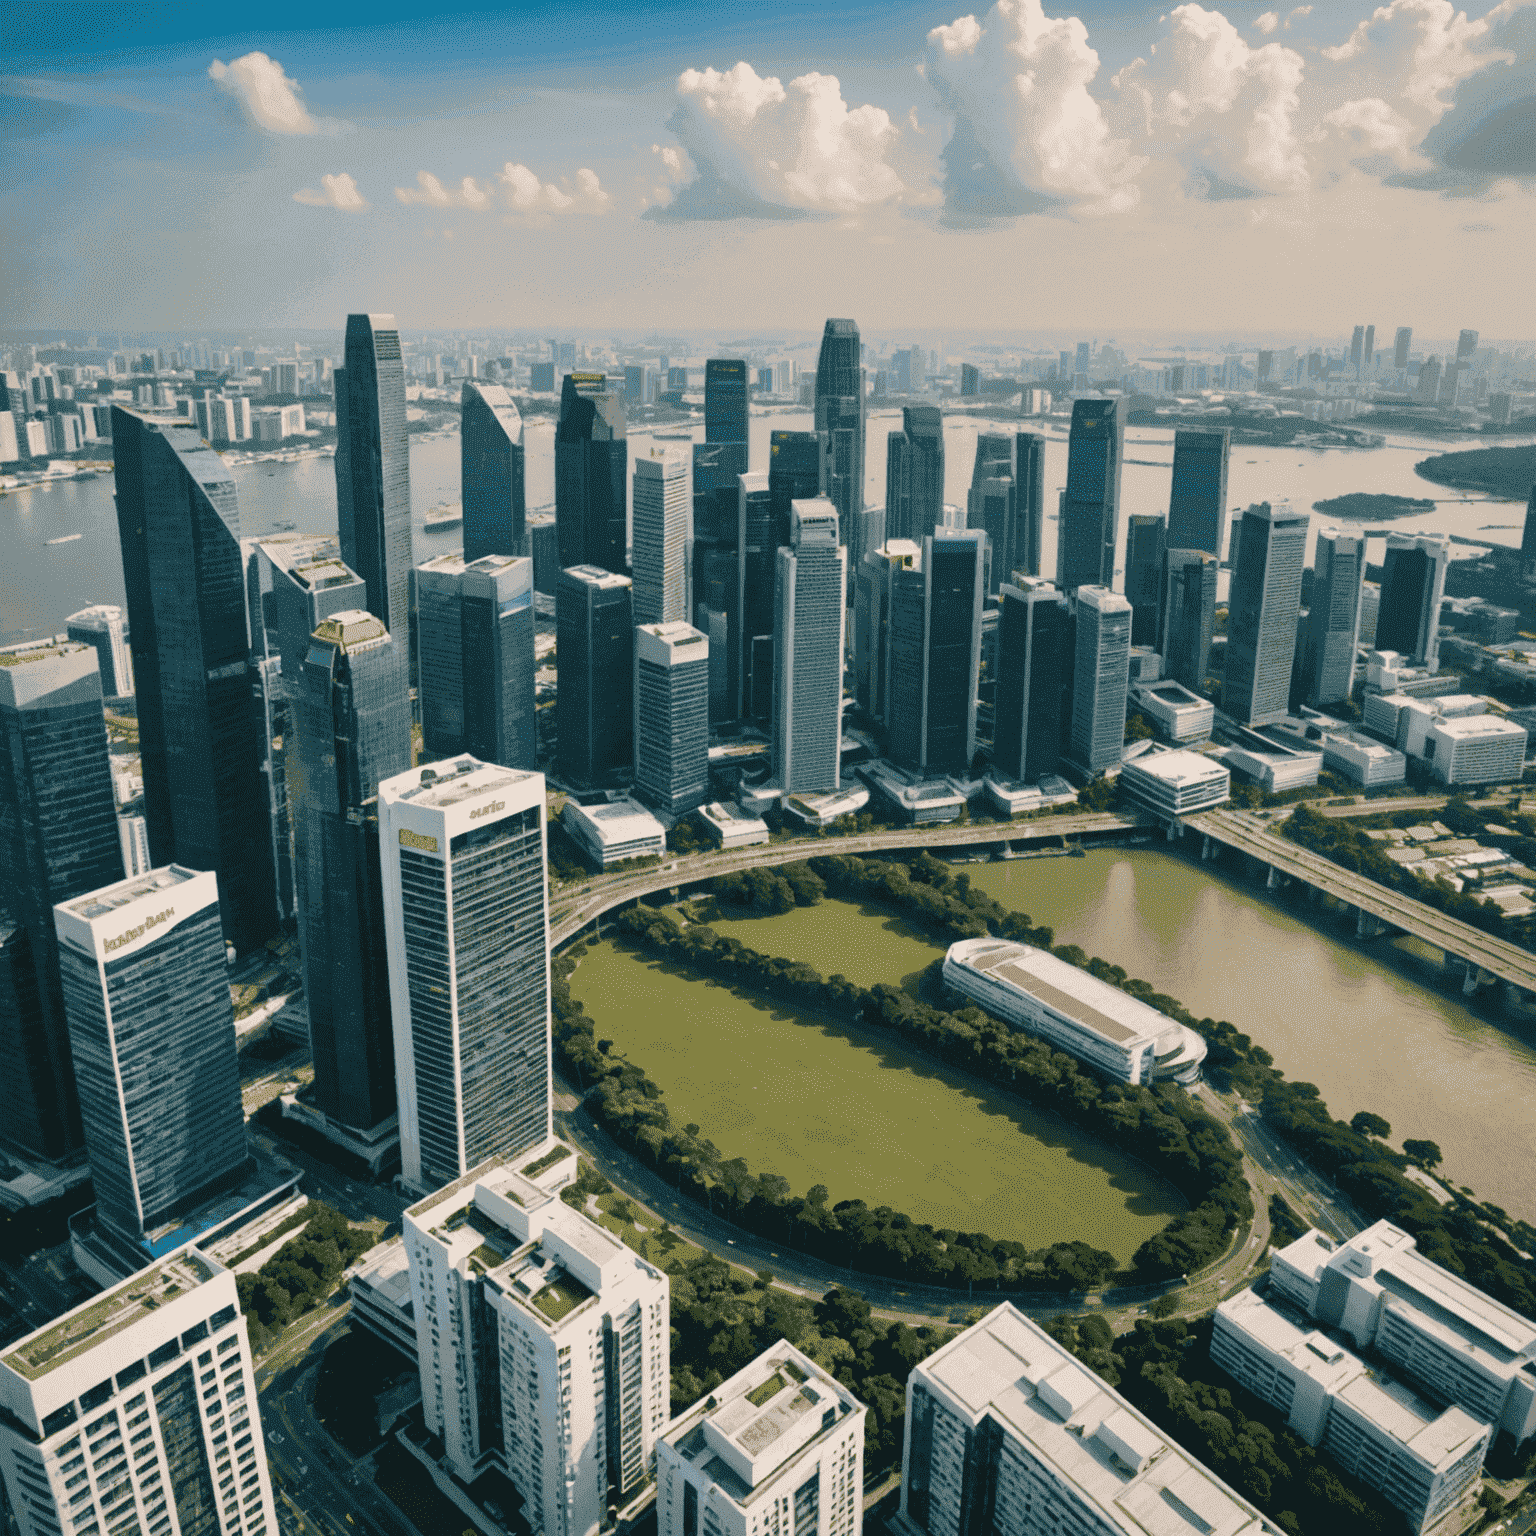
[3,0,1532,336]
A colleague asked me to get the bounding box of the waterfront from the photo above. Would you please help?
[566,928,1187,1260]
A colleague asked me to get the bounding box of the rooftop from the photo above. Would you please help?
[1123,749,1229,788]
[65,864,199,920]
[1334,1372,1487,1467]
[395,760,533,810]
[0,641,88,669]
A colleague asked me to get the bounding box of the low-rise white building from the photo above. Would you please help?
[696,801,771,848]
[943,937,1207,1085]
[658,1342,866,1536]
[983,774,1077,818]
[1118,748,1229,819]
[349,1240,418,1361]
[562,795,667,868]
[1317,726,1407,787]
[1426,715,1528,785]
[859,763,963,825]
[782,784,871,829]
[1130,681,1213,743]
[1223,743,1322,793]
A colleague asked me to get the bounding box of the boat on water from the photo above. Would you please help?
[46,533,83,545]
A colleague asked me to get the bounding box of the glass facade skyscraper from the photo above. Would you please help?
[1304,529,1365,707]
[556,566,634,787]
[1166,427,1232,558]
[1225,502,1309,726]
[994,580,1072,784]
[704,358,748,450]
[1068,586,1131,773]
[815,319,866,583]
[0,642,123,1160]
[461,381,525,562]
[634,622,710,814]
[967,436,1013,597]
[767,429,821,552]
[885,406,944,544]
[335,313,414,636]
[1058,398,1125,594]
[1012,431,1047,579]
[54,866,246,1253]
[691,443,747,722]
[1377,533,1450,671]
[852,541,920,722]
[1125,514,1167,647]
[773,500,846,793]
[738,471,775,721]
[555,372,628,573]
[111,408,277,953]
[1159,550,1218,692]
[379,760,551,1195]
[632,451,690,625]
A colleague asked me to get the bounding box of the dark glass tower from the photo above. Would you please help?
[461,381,525,562]
[814,320,866,581]
[691,442,747,722]
[0,643,123,1159]
[1058,397,1125,594]
[768,429,821,552]
[739,471,775,721]
[54,866,247,1256]
[1012,431,1047,579]
[704,358,749,450]
[1160,550,1218,692]
[1069,586,1132,773]
[886,406,944,544]
[556,566,633,787]
[1225,503,1308,726]
[111,408,278,952]
[1377,533,1449,670]
[994,580,1072,784]
[555,373,627,573]
[1166,427,1232,558]
[293,609,411,1133]
[967,435,1013,596]
[772,500,845,793]
[634,622,710,814]
[1125,514,1167,646]
[1304,530,1365,706]
[335,314,413,635]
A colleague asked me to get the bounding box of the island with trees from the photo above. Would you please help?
[1415,443,1536,499]
[1310,492,1435,521]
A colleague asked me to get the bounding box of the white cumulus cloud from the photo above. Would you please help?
[498,162,609,214]
[394,171,495,209]
[1255,12,1280,32]
[209,52,341,134]
[1322,0,1495,115]
[293,173,366,210]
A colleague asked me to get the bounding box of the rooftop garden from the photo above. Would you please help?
[522,1143,572,1181]
[746,1372,787,1408]
[532,1273,591,1323]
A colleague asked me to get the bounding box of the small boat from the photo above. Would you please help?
[46,533,83,545]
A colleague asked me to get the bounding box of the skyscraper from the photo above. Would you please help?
[1166,427,1232,557]
[967,435,1014,595]
[1394,326,1413,370]
[691,443,745,722]
[634,622,710,814]
[1377,533,1450,671]
[1159,549,1218,692]
[0,643,123,1161]
[460,380,525,562]
[1350,325,1365,371]
[64,605,132,697]
[54,866,246,1258]
[380,759,551,1194]
[1012,430,1047,579]
[1058,397,1125,593]
[1069,586,1131,773]
[632,450,690,625]
[768,429,821,551]
[852,540,921,720]
[557,566,634,787]
[887,530,985,776]
[773,500,846,793]
[815,319,867,580]
[704,357,748,452]
[1304,529,1366,707]
[110,408,277,952]
[994,580,1072,784]
[335,314,413,635]
[555,372,627,573]
[292,609,410,1136]
[1124,514,1167,646]
[1225,502,1308,726]
[1457,329,1479,362]
[1364,324,1376,367]
[739,470,775,721]
[885,406,944,544]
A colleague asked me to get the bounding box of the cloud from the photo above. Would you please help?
[924,0,1143,220]
[1113,5,1308,200]
[1322,0,1494,115]
[391,164,608,215]
[649,61,906,220]
[394,171,495,208]
[293,173,366,210]
[209,52,342,134]
[1256,12,1280,33]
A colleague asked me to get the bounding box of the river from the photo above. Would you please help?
[4,410,1532,647]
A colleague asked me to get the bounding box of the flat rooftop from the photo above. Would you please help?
[0,642,87,669]
[3,1250,216,1382]
[397,761,533,809]
[1334,1372,1487,1467]
[65,864,199,920]
[1124,750,1228,787]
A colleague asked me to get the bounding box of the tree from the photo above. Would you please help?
[1125,713,1154,744]
[1349,1111,1392,1140]
[1402,1139,1443,1171]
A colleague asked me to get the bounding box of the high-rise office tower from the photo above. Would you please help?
[885,406,944,544]
[1350,325,1366,370]
[1058,397,1125,593]
[1068,586,1131,773]
[1418,356,1443,402]
[967,435,1013,596]
[1012,431,1047,579]
[739,471,775,721]
[557,567,634,787]
[403,1159,670,1535]
[1224,502,1308,726]
[54,866,246,1260]
[634,623,710,814]
[416,553,537,769]
[1363,324,1376,366]
[0,643,122,1161]
[815,319,867,580]
[1124,514,1167,646]
[852,540,921,721]
[110,409,277,952]
[0,370,30,465]
[994,579,1073,784]
[380,759,551,1194]
[64,605,132,696]
[556,372,628,573]
[292,610,410,1136]
[460,380,525,562]
[335,314,413,635]
[0,1248,279,1536]
[632,451,690,625]
[1304,529,1366,707]
[773,500,847,793]
[760,432,821,717]
[1377,532,1450,671]
[887,530,985,776]
[705,357,749,454]
[1159,550,1218,692]
[1456,329,1479,362]
[690,443,745,722]
[1394,326,1413,370]
[1166,427,1232,557]
[768,429,821,551]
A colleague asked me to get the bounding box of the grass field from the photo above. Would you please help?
[567,927,1185,1261]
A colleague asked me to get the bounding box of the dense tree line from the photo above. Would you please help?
[235,1203,375,1349]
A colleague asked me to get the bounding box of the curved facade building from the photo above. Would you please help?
[943,937,1206,1085]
